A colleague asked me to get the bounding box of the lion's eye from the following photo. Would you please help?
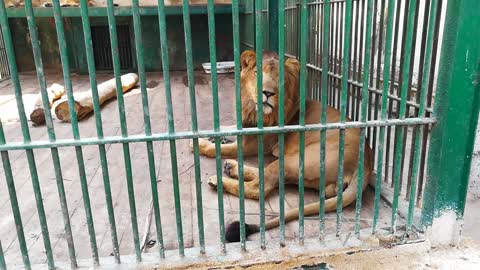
[254,70,257,76]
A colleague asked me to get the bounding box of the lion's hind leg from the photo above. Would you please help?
[208,160,280,200]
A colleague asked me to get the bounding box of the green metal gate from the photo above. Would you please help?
[0,0,479,269]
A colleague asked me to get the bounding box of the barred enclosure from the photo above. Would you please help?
[0,0,478,269]
[243,0,447,211]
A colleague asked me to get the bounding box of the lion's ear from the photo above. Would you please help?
[241,50,256,70]
[285,58,300,75]
[284,58,300,93]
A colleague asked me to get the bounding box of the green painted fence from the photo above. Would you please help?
[0,0,478,269]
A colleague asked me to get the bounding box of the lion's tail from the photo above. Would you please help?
[225,157,372,243]
[264,168,368,230]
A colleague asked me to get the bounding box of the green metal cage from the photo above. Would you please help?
[0,0,478,269]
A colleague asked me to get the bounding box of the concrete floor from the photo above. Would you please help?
[0,72,399,267]
[463,120,480,241]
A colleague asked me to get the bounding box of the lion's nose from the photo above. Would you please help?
[262,91,275,99]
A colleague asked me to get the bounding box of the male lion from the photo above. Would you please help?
[192,50,374,242]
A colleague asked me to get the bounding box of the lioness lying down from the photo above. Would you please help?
[191,50,374,242]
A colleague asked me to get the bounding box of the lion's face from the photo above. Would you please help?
[240,50,300,127]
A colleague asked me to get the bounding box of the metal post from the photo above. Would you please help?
[421,0,480,246]
[268,0,279,52]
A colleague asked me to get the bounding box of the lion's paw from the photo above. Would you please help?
[207,176,218,189]
[189,138,212,154]
[223,159,238,178]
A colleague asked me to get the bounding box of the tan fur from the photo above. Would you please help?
[4,0,94,8]
[164,0,231,5]
[191,50,374,233]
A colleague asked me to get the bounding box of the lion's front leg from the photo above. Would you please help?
[189,138,239,158]
[207,175,261,200]
[190,136,258,158]
[223,159,259,181]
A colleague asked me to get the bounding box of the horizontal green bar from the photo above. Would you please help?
[0,118,435,151]
[5,5,239,17]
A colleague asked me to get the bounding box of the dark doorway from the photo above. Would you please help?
[91,25,133,70]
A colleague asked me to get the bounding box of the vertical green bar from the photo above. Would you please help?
[328,2,334,106]
[156,0,178,256]
[319,0,330,239]
[0,2,54,268]
[166,64,184,255]
[232,0,246,251]
[0,240,6,270]
[354,0,374,236]
[65,0,121,262]
[132,0,166,258]
[391,0,418,232]
[207,0,226,251]
[422,0,480,230]
[54,0,102,264]
[372,0,395,234]
[277,0,286,247]
[268,0,279,52]
[383,0,402,187]
[0,126,30,269]
[336,0,353,236]
[255,0,266,249]
[406,0,438,231]
[180,0,201,254]
[98,0,142,260]
[24,0,77,266]
[53,0,101,264]
[297,0,308,244]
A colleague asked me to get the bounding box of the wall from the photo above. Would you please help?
[9,13,233,74]
[10,17,76,73]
